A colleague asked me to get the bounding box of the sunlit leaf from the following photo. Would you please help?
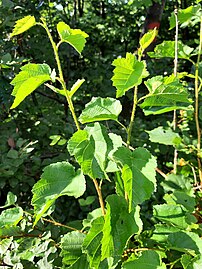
[153,204,189,229]
[169,5,202,29]
[57,22,88,54]
[0,207,23,227]
[112,53,149,98]
[10,15,36,37]
[69,79,85,98]
[147,126,181,146]
[148,41,194,59]
[122,250,166,269]
[0,192,17,209]
[113,147,157,209]
[139,28,158,52]
[32,161,86,225]
[10,63,52,109]
[79,97,122,124]
[140,75,192,115]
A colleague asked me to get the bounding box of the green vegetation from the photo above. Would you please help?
[0,1,202,268]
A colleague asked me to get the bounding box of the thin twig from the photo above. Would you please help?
[93,178,106,215]
[173,8,179,174]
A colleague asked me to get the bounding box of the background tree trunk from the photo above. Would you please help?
[141,0,166,54]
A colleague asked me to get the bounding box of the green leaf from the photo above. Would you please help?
[169,5,202,29]
[0,192,17,209]
[139,28,158,52]
[82,216,105,268]
[57,22,88,54]
[82,208,103,229]
[122,250,166,269]
[0,225,21,237]
[161,174,193,194]
[0,207,23,227]
[69,79,85,98]
[0,237,13,255]
[68,123,122,179]
[168,231,202,255]
[153,204,189,229]
[10,15,36,37]
[60,231,88,268]
[140,75,192,115]
[79,97,122,124]
[10,63,52,109]
[101,195,139,265]
[163,191,196,212]
[151,224,181,243]
[148,41,194,59]
[147,126,181,146]
[78,196,96,206]
[113,147,157,209]
[112,52,149,98]
[32,161,86,226]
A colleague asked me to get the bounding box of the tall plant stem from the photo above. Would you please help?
[126,53,142,147]
[127,86,138,147]
[195,17,202,185]
[39,19,80,131]
[173,8,178,174]
[93,179,106,215]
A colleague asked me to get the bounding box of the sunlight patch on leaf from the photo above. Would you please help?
[140,75,192,115]
[10,15,36,37]
[79,97,122,124]
[148,41,194,59]
[57,22,88,54]
[10,63,52,109]
[32,161,86,226]
[112,53,149,98]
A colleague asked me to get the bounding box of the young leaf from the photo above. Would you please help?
[112,53,149,98]
[10,63,52,109]
[32,161,86,226]
[69,79,85,98]
[113,147,157,209]
[68,123,122,179]
[169,5,202,29]
[101,195,139,265]
[139,28,158,53]
[122,250,166,269]
[57,22,88,54]
[0,192,17,209]
[148,41,194,60]
[147,126,181,146]
[140,75,192,115]
[79,97,122,124]
[10,15,36,37]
